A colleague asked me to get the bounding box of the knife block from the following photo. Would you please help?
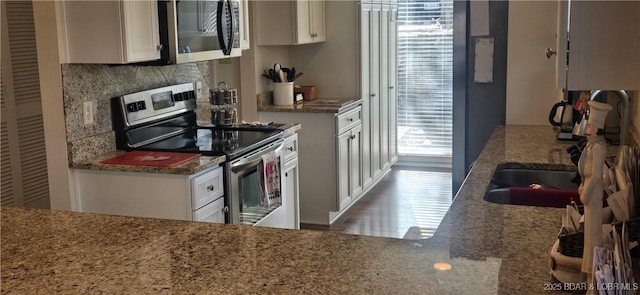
[298,86,317,101]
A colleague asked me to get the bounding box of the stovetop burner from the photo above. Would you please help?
[136,127,282,159]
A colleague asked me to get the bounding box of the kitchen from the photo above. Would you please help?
[2,0,640,294]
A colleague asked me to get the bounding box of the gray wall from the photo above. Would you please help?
[453,1,508,195]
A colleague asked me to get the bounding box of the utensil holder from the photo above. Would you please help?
[273,82,294,106]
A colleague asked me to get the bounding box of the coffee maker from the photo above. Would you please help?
[549,91,582,140]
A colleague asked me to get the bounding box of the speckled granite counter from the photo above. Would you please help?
[2,125,622,294]
[257,91,361,113]
[70,151,226,175]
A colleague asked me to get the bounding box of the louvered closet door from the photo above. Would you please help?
[1,0,50,208]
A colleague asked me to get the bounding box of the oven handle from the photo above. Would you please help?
[231,158,262,173]
[230,142,283,173]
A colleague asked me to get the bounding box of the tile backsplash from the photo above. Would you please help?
[62,62,212,163]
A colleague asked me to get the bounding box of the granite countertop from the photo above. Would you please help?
[2,125,620,294]
[258,96,362,114]
[70,150,226,175]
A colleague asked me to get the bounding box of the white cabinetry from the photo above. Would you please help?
[74,166,225,223]
[556,0,640,90]
[62,0,161,64]
[239,0,250,50]
[361,2,398,187]
[282,133,300,229]
[259,106,363,225]
[255,0,326,45]
[338,121,362,211]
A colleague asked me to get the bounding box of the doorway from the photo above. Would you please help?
[397,0,453,167]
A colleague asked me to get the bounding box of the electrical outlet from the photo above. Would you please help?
[196,81,203,99]
[83,101,94,125]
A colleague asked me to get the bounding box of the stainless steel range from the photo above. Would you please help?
[112,83,286,225]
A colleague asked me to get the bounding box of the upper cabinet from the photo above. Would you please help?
[62,0,161,64]
[555,0,640,90]
[255,0,326,45]
[62,0,248,64]
[239,0,250,50]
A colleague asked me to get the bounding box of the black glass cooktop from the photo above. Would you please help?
[135,128,282,160]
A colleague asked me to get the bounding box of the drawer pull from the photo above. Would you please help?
[207,185,215,191]
[287,146,294,151]
[285,172,289,177]
[348,118,354,122]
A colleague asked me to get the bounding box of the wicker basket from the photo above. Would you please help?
[558,217,640,258]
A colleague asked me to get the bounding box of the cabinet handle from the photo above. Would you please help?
[389,86,394,89]
[545,47,557,59]
[350,135,356,140]
[287,146,294,151]
[207,185,215,191]
[285,172,289,177]
[223,206,229,213]
[371,93,376,97]
[348,118,354,122]
[156,44,164,51]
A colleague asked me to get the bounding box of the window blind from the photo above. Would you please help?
[397,0,453,157]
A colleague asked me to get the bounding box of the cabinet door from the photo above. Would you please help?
[282,157,300,229]
[555,0,569,89]
[559,1,640,90]
[193,197,225,223]
[379,6,390,171]
[338,130,352,210]
[121,0,160,62]
[360,4,373,189]
[239,0,250,50]
[349,125,363,199]
[63,0,160,63]
[295,0,326,44]
[310,0,326,42]
[369,5,382,180]
[388,5,398,163]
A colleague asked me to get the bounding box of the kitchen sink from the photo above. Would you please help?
[484,166,580,207]
[489,168,578,190]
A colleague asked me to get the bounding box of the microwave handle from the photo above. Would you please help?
[216,0,234,56]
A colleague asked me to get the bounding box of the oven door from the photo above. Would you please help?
[161,0,241,64]
[227,139,285,226]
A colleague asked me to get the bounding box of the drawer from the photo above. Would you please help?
[191,167,224,210]
[337,106,362,135]
[283,134,298,162]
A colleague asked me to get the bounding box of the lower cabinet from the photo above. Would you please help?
[259,105,364,225]
[338,123,362,211]
[74,166,225,223]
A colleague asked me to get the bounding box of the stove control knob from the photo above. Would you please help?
[173,93,184,101]
[126,102,138,112]
[136,101,146,110]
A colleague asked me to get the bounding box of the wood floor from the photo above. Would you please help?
[301,166,452,240]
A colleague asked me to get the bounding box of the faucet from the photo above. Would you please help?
[589,90,630,147]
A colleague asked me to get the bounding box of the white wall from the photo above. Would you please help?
[506,1,562,125]
[239,1,291,122]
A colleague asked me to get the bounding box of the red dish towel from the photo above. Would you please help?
[508,187,581,208]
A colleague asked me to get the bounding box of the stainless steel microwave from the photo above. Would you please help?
[158,0,242,64]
